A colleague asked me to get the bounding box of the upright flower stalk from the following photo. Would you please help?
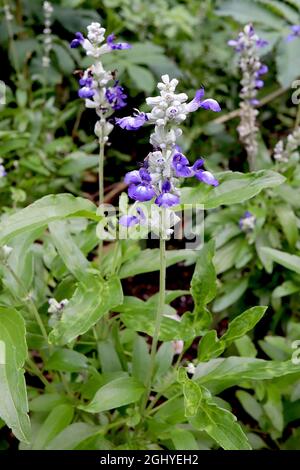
[229,24,268,171]
[273,127,300,164]
[70,22,130,258]
[117,74,220,412]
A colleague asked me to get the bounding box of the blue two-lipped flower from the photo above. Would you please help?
[286,25,300,42]
[116,112,148,130]
[186,88,221,113]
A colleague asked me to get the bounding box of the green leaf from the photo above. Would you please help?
[272,280,300,298]
[46,423,98,450]
[260,247,300,274]
[276,38,300,87]
[58,153,98,176]
[221,306,267,344]
[49,221,90,282]
[212,278,249,312]
[198,331,225,362]
[29,394,68,413]
[171,429,199,450]
[216,0,285,28]
[0,307,30,443]
[3,229,43,298]
[132,335,151,385]
[192,399,251,450]
[78,376,144,413]
[119,248,195,278]
[181,171,285,209]
[127,64,155,93]
[191,240,216,329]
[49,275,123,345]
[0,194,97,245]
[276,205,298,247]
[183,380,202,418]
[32,404,74,450]
[195,357,300,393]
[236,390,263,422]
[52,43,75,75]
[45,349,88,372]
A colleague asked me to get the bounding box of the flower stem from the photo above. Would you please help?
[98,136,105,263]
[140,216,166,415]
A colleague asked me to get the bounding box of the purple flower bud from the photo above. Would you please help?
[257,64,268,75]
[255,79,264,89]
[195,170,219,186]
[128,183,156,202]
[256,38,268,48]
[116,112,148,131]
[106,33,131,50]
[250,98,260,106]
[286,24,300,42]
[79,77,93,87]
[70,32,84,48]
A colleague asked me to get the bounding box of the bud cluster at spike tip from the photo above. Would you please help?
[116,74,221,223]
[70,23,130,118]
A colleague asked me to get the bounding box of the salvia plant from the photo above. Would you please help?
[1,2,300,453]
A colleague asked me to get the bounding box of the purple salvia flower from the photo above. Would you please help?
[192,158,205,173]
[70,32,84,48]
[105,81,127,110]
[119,215,139,227]
[128,183,156,202]
[195,170,219,187]
[239,211,256,232]
[172,153,193,177]
[186,88,221,113]
[116,112,148,130]
[155,181,180,208]
[106,33,131,50]
[78,86,95,99]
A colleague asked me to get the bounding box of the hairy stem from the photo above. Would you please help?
[140,217,166,415]
[98,136,105,262]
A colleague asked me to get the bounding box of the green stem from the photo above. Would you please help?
[295,103,300,129]
[3,1,20,76]
[26,357,50,388]
[140,217,166,415]
[98,136,105,263]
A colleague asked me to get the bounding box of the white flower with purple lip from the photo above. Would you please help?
[70,22,131,147]
[239,211,256,232]
[117,75,220,215]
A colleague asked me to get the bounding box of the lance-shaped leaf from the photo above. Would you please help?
[49,275,123,345]
[191,399,251,450]
[181,170,285,209]
[259,247,300,275]
[0,194,98,245]
[78,376,145,413]
[0,307,30,443]
[48,220,90,282]
[190,240,216,329]
[221,306,267,344]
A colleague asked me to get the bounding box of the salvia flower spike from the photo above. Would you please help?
[229,24,268,171]
[117,74,220,226]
